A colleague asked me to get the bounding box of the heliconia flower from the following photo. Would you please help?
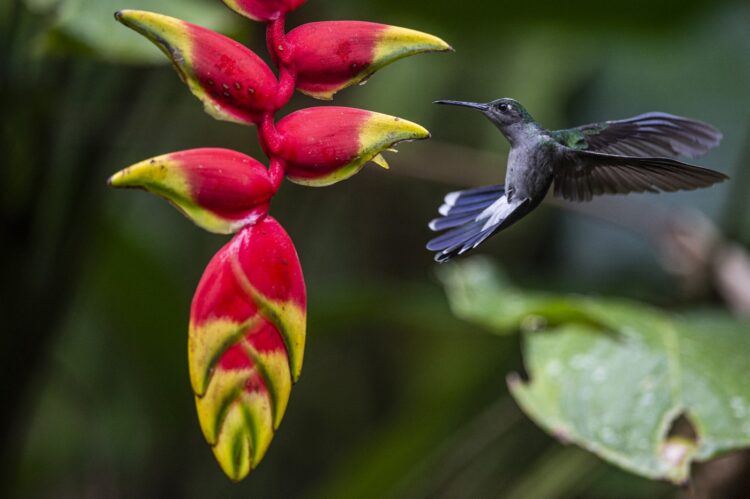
[111,0,450,483]
[286,21,453,100]
[221,0,306,22]
[108,148,275,234]
[274,107,430,186]
[115,10,278,125]
[189,217,306,480]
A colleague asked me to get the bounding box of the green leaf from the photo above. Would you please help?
[440,258,750,484]
[26,0,236,63]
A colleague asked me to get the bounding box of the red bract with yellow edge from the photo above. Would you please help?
[286,21,452,100]
[109,0,450,482]
[189,217,305,480]
[276,107,430,186]
[108,148,275,234]
[116,10,278,125]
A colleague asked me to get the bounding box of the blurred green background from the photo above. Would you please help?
[2,0,749,497]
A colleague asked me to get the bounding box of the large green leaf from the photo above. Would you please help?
[26,0,236,63]
[440,258,750,484]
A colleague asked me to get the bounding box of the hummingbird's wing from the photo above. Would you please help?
[427,184,533,262]
[552,147,728,202]
[551,112,722,159]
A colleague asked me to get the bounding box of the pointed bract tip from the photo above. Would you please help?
[107,168,128,188]
[107,166,149,191]
[114,9,140,26]
[376,25,453,56]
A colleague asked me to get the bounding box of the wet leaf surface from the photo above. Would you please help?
[440,258,750,483]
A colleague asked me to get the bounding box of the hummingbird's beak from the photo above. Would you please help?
[434,100,489,112]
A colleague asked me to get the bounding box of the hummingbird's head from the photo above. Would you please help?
[434,98,536,139]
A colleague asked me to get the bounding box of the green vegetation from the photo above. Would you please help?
[2,0,749,497]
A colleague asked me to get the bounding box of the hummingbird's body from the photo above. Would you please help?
[427,98,727,262]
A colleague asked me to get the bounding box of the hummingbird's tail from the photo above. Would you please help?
[427,184,531,262]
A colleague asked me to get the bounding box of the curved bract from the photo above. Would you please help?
[190,217,306,480]
[115,10,278,125]
[276,107,431,186]
[287,21,452,100]
[108,149,275,234]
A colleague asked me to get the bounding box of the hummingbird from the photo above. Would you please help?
[427,98,727,262]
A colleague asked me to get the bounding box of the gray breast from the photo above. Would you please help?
[505,144,553,201]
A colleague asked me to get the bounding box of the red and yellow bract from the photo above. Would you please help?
[109,148,274,234]
[287,21,452,100]
[189,218,304,479]
[109,0,450,482]
[276,107,430,186]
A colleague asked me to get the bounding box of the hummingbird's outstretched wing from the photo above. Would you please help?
[427,184,533,262]
[552,147,728,202]
[551,112,722,159]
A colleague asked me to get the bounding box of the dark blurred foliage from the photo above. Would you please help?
[1,0,749,497]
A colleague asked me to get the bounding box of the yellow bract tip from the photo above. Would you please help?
[371,153,390,169]
[108,155,183,191]
[375,26,453,62]
[115,9,187,39]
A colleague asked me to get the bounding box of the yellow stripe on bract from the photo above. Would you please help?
[210,399,252,481]
[116,11,193,78]
[355,112,430,177]
[108,154,189,193]
[206,388,273,481]
[244,344,292,429]
[189,317,259,396]
[221,0,265,22]
[240,390,274,466]
[373,25,452,67]
[108,154,238,235]
[196,368,253,444]
[231,257,307,382]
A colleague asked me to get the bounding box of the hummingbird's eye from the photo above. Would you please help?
[498,103,511,113]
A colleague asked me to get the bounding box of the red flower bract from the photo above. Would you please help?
[286,21,452,100]
[190,217,305,480]
[116,10,278,125]
[109,148,275,234]
[110,0,449,482]
[275,107,430,186]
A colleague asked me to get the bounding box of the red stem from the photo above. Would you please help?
[275,66,297,110]
[259,112,282,156]
[268,157,286,192]
[266,16,297,110]
[257,15,298,188]
[266,17,291,65]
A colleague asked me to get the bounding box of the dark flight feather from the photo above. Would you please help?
[553,148,728,202]
[552,112,722,159]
